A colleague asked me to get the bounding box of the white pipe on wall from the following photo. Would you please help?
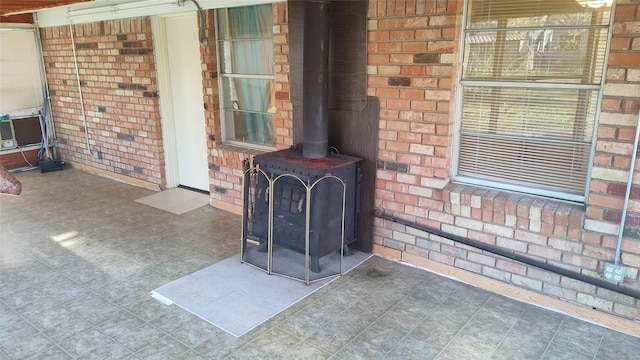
[613,110,640,265]
[69,23,93,156]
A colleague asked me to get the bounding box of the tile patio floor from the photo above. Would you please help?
[1,168,639,359]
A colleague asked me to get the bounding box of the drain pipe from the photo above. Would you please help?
[69,23,93,157]
[374,209,640,299]
[605,111,640,282]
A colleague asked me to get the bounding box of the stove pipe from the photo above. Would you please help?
[302,0,330,159]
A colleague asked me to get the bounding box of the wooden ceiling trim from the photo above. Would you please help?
[0,13,34,24]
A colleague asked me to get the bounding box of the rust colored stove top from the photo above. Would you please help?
[254,148,360,171]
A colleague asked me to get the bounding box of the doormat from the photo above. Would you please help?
[134,187,210,215]
[150,251,372,337]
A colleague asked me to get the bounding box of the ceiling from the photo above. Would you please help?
[0,0,90,16]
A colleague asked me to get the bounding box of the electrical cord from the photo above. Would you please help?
[180,0,208,47]
[17,144,35,167]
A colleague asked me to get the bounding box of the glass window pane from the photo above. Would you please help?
[463,28,608,83]
[460,86,597,141]
[221,77,275,113]
[458,135,590,194]
[224,109,274,146]
[217,4,273,39]
[219,39,274,75]
[468,0,611,29]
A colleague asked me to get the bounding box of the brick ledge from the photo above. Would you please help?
[443,183,585,240]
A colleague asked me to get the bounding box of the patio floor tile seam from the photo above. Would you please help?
[430,293,492,359]
[327,277,450,359]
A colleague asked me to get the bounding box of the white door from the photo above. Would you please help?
[160,13,210,191]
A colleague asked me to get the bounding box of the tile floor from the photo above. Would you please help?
[1,168,638,359]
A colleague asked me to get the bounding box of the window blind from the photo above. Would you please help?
[0,28,44,115]
[456,0,612,201]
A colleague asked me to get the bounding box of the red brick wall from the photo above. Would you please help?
[0,149,40,170]
[587,0,640,318]
[40,19,165,186]
[368,0,640,321]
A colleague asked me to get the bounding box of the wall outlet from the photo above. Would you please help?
[603,262,625,283]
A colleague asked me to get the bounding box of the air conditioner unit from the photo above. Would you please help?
[0,118,17,150]
[12,114,43,146]
[0,110,43,150]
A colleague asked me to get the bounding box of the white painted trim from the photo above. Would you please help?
[0,23,34,30]
[36,0,282,27]
[450,0,470,179]
[151,16,179,189]
[67,161,162,191]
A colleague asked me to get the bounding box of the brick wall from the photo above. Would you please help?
[40,19,165,186]
[368,0,640,322]
[205,3,292,214]
[588,0,640,318]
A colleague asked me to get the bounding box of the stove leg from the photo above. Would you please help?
[310,256,321,273]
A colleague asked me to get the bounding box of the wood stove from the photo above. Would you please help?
[242,148,361,283]
[253,147,360,264]
[241,0,363,283]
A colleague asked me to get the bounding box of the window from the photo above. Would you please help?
[455,0,613,202]
[216,4,275,149]
[0,27,44,115]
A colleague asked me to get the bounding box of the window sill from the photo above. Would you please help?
[0,144,40,154]
[442,182,585,240]
[213,143,271,157]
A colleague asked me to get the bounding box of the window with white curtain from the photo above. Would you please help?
[216,4,275,149]
[455,0,613,202]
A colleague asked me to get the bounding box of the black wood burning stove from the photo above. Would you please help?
[241,0,363,283]
[250,148,361,274]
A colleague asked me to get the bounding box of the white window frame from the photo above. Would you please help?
[451,0,615,203]
[214,6,276,151]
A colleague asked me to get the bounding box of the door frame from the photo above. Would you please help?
[151,14,181,188]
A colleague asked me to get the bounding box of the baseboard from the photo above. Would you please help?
[211,198,242,215]
[66,161,161,191]
[373,245,640,338]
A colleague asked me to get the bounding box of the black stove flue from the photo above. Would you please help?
[302,0,330,159]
